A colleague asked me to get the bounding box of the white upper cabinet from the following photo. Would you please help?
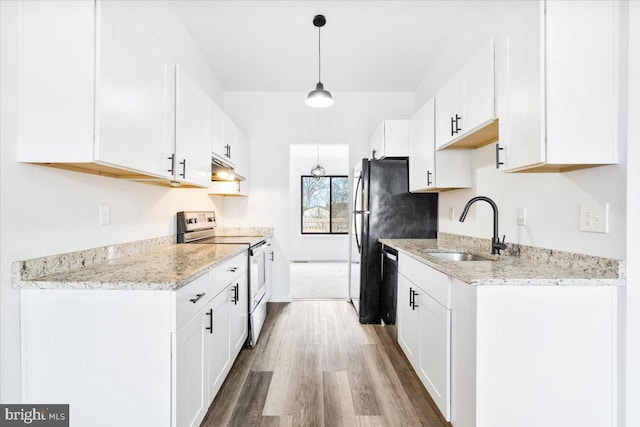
[97,1,173,179]
[209,115,250,196]
[210,100,226,161]
[436,40,497,150]
[498,0,619,172]
[175,66,212,187]
[17,1,213,188]
[409,98,472,192]
[370,120,409,159]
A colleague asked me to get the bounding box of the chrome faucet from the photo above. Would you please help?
[459,196,507,255]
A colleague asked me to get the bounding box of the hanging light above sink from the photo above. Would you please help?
[310,145,326,176]
[306,15,333,108]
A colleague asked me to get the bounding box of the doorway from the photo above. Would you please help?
[289,144,350,300]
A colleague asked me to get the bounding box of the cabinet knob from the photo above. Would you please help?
[427,170,433,187]
[372,149,377,159]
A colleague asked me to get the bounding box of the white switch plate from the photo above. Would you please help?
[449,207,456,221]
[579,203,609,233]
[100,204,111,225]
[517,207,527,226]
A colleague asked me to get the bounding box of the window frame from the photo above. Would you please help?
[300,175,349,235]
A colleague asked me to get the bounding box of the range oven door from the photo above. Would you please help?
[249,241,267,312]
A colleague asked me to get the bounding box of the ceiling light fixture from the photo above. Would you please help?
[306,15,333,108]
[310,145,326,176]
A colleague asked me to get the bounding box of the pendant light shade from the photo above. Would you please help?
[306,15,333,108]
[310,145,326,176]
[306,82,333,108]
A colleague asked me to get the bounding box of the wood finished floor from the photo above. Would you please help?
[201,301,448,427]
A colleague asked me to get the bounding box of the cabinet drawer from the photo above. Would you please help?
[209,252,248,297]
[399,254,451,308]
[175,273,209,331]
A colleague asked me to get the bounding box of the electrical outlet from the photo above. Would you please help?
[579,203,609,233]
[449,207,456,221]
[100,204,111,225]
[517,207,527,226]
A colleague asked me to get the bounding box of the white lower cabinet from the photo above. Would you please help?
[396,252,619,427]
[175,306,208,427]
[206,285,231,405]
[20,251,249,427]
[417,288,451,420]
[397,254,451,420]
[397,274,420,364]
[229,273,249,357]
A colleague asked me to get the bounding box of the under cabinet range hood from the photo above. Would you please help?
[211,152,245,182]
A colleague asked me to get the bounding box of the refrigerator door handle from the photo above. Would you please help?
[353,174,363,252]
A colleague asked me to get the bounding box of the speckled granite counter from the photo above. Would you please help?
[13,243,248,291]
[380,234,625,286]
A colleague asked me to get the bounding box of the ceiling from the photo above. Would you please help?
[170,0,521,93]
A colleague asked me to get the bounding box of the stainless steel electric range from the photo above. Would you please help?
[177,211,270,347]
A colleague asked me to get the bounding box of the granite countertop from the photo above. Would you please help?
[13,243,248,291]
[380,237,625,286]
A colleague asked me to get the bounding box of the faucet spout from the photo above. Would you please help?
[459,196,507,255]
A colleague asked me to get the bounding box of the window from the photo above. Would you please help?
[301,176,348,234]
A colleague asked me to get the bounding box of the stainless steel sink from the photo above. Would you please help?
[427,252,492,261]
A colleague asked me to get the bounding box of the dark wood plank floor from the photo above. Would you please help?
[201,301,448,427]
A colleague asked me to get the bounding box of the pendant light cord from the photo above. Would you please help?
[318,26,321,83]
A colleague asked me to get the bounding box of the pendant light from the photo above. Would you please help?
[310,145,326,176]
[306,15,333,108]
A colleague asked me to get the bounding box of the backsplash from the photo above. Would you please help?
[438,232,625,278]
[214,227,274,236]
[13,236,175,282]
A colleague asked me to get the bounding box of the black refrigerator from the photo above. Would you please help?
[349,158,438,324]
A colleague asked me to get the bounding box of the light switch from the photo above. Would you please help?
[449,207,456,221]
[100,204,111,225]
[579,203,609,233]
[517,207,527,226]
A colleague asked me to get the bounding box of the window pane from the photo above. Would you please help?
[302,177,330,233]
[331,177,348,233]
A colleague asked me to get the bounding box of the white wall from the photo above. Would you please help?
[222,91,414,301]
[0,0,225,402]
[625,1,639,425]
[289,144,350,262]
[414,2,626,260]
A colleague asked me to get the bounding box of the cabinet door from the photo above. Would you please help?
[175,309,207,427]
[500,2,545,171]
[417,289,451,421]
[382,120,409,157]
[222,115,238,164]
[397,274,420,365]
[545,0,618,165]
[409,99,436,192]
[462,40,495,135]
[97,1,172,177]
[210,100,226,159]
[206,289,231,403]
[175,66,212,187]
[435,74,463,149]
[230,273,249,357]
